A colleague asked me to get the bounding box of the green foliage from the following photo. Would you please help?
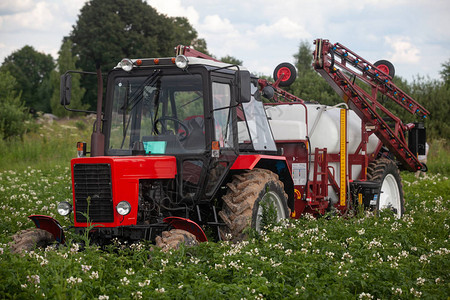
[410,76,450,140]
[0,45,55,112]
[0,117,91,170]
[0,71,30,140]
[0,167,448,299]
[50,40,88,117]
[426,139,450,174]
[220,55,243,66]
[440,59,450,86]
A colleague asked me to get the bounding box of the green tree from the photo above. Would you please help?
[69,0,204,109]
[0,71,30,140]
[409,76,449,140]
[0,46,55,112]
[220,55,243,66]
[50,40,88,117]
[440,59,450,86]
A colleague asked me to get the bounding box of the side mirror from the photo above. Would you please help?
[237,70,251,103]
[60,73,72,105]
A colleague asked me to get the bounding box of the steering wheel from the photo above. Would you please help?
[154,117,190,141]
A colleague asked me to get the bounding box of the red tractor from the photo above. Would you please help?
[10,40,429,252]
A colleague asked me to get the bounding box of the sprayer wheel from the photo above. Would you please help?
[374,60,395,78]
[155,229,198,252]
[218,168,288,241]
[9,228,55,253]
[273,62,297,86]
[367,157,404,218]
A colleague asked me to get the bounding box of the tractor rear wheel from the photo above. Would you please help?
[155,229,198,252]
[9,228,55,253]
[219,168,289,241]
[367,158,404,218]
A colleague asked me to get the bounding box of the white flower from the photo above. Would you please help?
[155,287,165,293]
[82,265,92,273]
[138,279,151,287]
[98,295,109,300]
[126,268,135,275]
[391,287,402,295]
[357,228,365,235]
[88,271,98,279]
[410,287,422,297]
[66,276,82,285]
[358,292,373,299]
[416,277,426,285]
[120,277,130,285]
[27,275,40,285]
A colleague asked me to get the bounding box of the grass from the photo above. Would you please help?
[0,117,449,299]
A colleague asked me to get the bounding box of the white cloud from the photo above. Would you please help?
[146,0,200,26]
[0,1,56,31]
[385,36,420,64]
[251,17,310,40]
[0,0,35,15]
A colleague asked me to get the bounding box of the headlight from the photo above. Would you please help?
[175,55,189,69]
[120,58,133,72]
[57,201,72,216]
[116,201,131,216]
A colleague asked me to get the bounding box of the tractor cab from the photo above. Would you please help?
[102,55,277,200]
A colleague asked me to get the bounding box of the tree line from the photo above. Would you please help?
[0,0,448,141]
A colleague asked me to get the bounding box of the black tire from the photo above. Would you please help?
[273,63,297,86]
[218,168,289,241]
[374,60,395,78]
[9,228,55,253]
[155,229,198,252]
[367,158,404,218]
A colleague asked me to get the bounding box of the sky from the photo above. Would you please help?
[1,0,449,82]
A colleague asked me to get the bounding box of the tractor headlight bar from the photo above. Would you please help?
[57,201,72,216]
[116,201,131,216]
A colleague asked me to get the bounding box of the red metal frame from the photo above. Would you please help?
[230,154,287,170]
[313,39,430,172]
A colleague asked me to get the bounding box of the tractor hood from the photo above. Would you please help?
[70,156,177,227]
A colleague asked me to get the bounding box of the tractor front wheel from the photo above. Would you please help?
[219,168,289,241]
[9,228,55,253]
[367,158,404,218]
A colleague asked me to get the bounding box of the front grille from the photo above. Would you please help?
[73,163,114,223]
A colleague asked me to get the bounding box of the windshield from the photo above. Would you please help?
[108,73,205,155]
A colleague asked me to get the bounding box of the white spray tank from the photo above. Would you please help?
[265,103,380,204]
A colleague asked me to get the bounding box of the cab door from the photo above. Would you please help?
[204,73,239,196]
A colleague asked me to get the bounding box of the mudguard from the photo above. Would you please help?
[163,217,208,242]
[28,215,65,244]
